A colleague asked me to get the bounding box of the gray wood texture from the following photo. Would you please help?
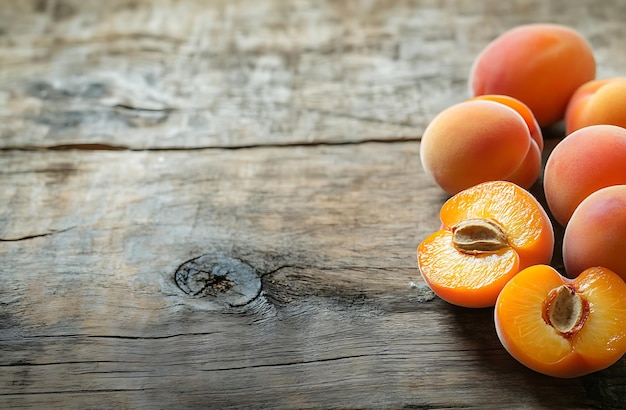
[1,1,625,408]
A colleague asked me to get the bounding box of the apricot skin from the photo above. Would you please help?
[565,77,626,134]
[563,185,626,281]
[470,24,595,127]
[543,125,626,226]
[420,99,532,195]
[469,95,543,189]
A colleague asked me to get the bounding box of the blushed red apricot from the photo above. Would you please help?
[470,24,595,127]
[420,98,538,195]
[563,185,626,281]
[565,77,626,134]
[543,125,626,226]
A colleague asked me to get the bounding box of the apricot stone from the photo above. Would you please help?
[470,24,595,127]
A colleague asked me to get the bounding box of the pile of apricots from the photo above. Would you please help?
[417,24,626,379]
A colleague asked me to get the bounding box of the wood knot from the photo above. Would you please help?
[174,255,261,307]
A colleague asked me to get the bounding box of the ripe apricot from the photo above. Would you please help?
[470,24,595,127]
[543,124,626,226]
[470,95,543,189]
[495,265,626,378]
[470,95,543,151]
[563,185,626,281]
[565,77,626,134]
[420,97,540,195]
[417,181,554,308]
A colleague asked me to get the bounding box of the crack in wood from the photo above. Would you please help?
[0,227,75,242]
[0,360,141,367]
[23,332,218,341]
[0,388,153,396]
[112,104,173,113]
[1,137,422,152]
[201,352,393,372]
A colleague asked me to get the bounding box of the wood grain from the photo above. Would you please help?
[1,144,623,409]
[1,0,626,409]
[1,0,626,149]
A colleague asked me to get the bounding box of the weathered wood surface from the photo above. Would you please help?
[1,1,625,409]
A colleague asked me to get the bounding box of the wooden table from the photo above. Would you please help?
[1,1,625,408]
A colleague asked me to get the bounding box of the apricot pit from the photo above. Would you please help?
[543,285,588,337]
[452,218,508,254]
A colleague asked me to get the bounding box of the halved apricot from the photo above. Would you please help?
[417,181,554,308]
[495,265,626,378]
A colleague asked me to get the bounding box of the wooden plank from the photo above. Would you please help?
[1,0,626,149]
[2,1,626,409]
[0,144,623,408]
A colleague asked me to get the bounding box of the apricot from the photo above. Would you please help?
[470,95,543,151]
[470,24,596,127]
[495,265,626,378]
[470,95,543,189]
[543,124,626,226]
[563,185,626,281]
[417,181,554,308]
[565,77,626,134]
[420,97,541,195]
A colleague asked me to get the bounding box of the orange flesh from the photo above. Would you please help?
[439,181,554,269]
[418,230,519,308]
[417,181,554,308]
[495,265,626,378]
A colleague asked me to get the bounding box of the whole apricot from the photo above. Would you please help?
[470,24,595,127]
[565,77,626,134]
[420,98,539,195]
[563,185,626,281]
[470,95,543,189]
[470,94,543,151]
[543,124,626,226]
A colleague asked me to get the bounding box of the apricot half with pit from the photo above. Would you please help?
[495,265,626,378]
[417,181,554,308]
